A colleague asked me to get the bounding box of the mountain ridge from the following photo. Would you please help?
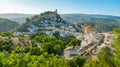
[0,13,120,24]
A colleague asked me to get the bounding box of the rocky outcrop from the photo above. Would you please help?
[14,10,82,36]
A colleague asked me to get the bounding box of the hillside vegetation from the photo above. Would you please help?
[0,28,120,67]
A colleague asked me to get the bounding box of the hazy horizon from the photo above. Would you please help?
[0,0,119,16]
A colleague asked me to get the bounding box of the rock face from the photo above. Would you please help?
[15,10,65,32]
[15,10,82,36]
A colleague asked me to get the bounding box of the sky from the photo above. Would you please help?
[0,0,119,16]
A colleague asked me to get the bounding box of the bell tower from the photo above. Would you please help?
[54,9,58,14]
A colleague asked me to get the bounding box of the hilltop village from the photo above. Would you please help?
[11,10,115,60]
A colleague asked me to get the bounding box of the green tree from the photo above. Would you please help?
[0,32,14,37]
[68,56,86,67]
[84,60,109,67]
[42,40,64,55]
[114,28,120,67]
[0,39,11,51]
[26,18,30,22]
[29,47,43,56]
[68,60,78,67]
[68,38,81,46]
[73,56,86,67]
[53,31,60,39]
[98,46,115,67]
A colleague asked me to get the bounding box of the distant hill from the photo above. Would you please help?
[0,18,19,31]
[0,13,34,24]
[0,13,33,19]
[61,14,120,23]
[60,14,120,31]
